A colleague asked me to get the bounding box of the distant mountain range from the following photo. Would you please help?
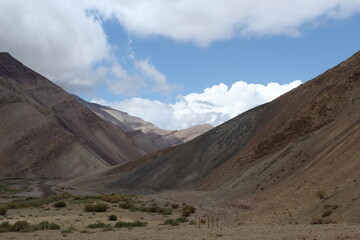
[77,97,213,151]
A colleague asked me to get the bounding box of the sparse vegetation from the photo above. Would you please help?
[0,220,60,233]
[182,205,196,217]
[86,221,107,229]
[0,207,7,216]
[37,221,60,230]
[53,201,67,208]
[4,193,72,209]
[108,214,117,221]
[164,218,180,226]
[114,220,148,228]
[163,217,188,226]
[0,183,24,194]
[119,201,172,216]
[84,203,108,212]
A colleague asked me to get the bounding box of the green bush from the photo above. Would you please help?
[84,203,108,212]
[0,206,7,216]
[11,221,31,232]
[37,221,60,230]
[163,217,188,226]
[164,219,179,226]
[119,202,134,209]
[108,214,117,221]
[53,201,67,208]
[0,220,60,232]
[114,220,147,228]
[86,221,107,229]
[176,217,189,223]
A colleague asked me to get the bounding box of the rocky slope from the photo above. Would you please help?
[91,51,360,223]
[79,99,213,150]
[0,52,144,178]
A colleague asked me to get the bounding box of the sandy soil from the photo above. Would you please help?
[0,224,359,240]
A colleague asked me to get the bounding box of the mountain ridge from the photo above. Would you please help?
[0,52,144,178]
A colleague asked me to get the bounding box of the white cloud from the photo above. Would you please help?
[0,1,176,95]
[90,0,360,46]
[0,0,358,93]
[0,0,109,91]
[92,80,302,130]
[106,52,178,96]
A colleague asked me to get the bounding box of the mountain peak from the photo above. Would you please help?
[0,52,49,86]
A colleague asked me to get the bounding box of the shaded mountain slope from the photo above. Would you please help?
[108,51,360,196]
[0,52,144,178]
[79,99,213,150]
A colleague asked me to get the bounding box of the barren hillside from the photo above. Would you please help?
[0,53,144,178]
[89,51,360,223]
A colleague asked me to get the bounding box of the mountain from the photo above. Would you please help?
[78,99,213,149]
[85,51,360,223]
[0,52,145,178]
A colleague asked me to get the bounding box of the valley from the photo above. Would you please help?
[0,51,359,239]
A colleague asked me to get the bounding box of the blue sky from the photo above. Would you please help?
[102,14,360,101]
[1,1,359,129]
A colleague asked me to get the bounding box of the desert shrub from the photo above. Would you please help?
[86,221,107,229]
[108,214,117,221]
[0,222,11,233]
[37,221,60,230]
[176,217,188,223]
[101,195,121,203]
[164,219,180,226]
[182,205,196,217]
[189,220,196,225]
[84,203,108,212]
[53,201,67,208]
[0,206,7,216]
[0,221,60,233]
[11,220,30,232]
[119,202,134,209]
[114,220,147,228]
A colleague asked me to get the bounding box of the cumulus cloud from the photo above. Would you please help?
[0,0,109,91]
[92,80,302,130]
[107,50,179,96]
[91,0,360,46]
[0,0,358,92]
[0,1,176,95]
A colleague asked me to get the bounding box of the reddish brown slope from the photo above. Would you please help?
[109,51,359,197]
[0,52,144,178]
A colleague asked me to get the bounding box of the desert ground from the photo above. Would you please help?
[0,178,359,240]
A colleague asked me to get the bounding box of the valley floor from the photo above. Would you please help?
[0,178,359,240]
[1,224,359,240]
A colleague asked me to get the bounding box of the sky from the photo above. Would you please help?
[0,0,359,130]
